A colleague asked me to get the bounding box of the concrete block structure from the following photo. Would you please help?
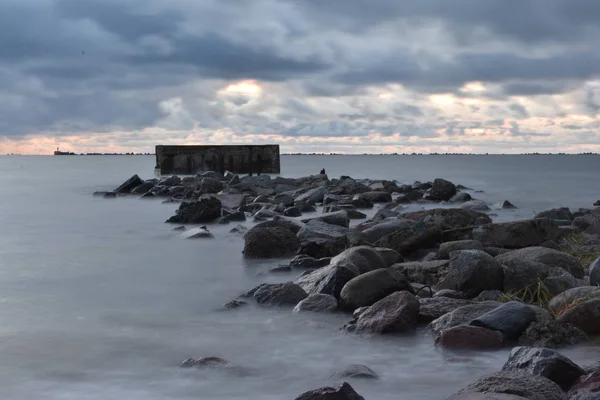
[155,145,280,175]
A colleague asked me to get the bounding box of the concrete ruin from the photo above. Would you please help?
[155,145,280,175]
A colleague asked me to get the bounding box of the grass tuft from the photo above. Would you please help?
[559,232,600,267]
[498,280,554,311]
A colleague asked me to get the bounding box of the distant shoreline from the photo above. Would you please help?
[3,152,600,156]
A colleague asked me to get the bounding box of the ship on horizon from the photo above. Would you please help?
[53,147,76,155]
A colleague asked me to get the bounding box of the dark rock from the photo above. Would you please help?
[434,289,466,299]
[293,382,365,400]
[166,197,222,224]
[375,247,403,266]
[161,175,182,187]
[93,191,108,197]
[393,260,451,286]
[549,286,600,314]
[543,267,584,297]
[340,268,414,311]
[330,365,378,380]
[447,394,529,400]
[243,221,300,258]
[228,224,248,235]
[180,226,214,239]
[223,300,248,310]
[267,265,292,273]
[419,297,472,323]
[347,209,367,219]
[492,200,518,210]
[198,177,223,194]
[132,181,155,194]
[535,207,574,221]
[438,240,485,259]
[502,346,585,391]
[396,191,424,203]
[297,236,347,259]
[470,301,537,340]
[485,247,511,257]
[474,290,503,302]
[347,291,420,334]
[401,208,492,230]
[253,282,307,306]
[284,206,302,217]
[293,294,338,313]
[428,178,457,201]
[413,283,434,298]
[181,356,230,368]
[359,191,393,203]
[556,298,600,334]
[461,200,491,211]
[437,250,504,297]
[115,174,144,193]
[362,218,415,243]
[455,370,566,400]
[295,187,328,204]
[473,219,562,249]
[518,321,587,349]
[450,192,473,203]
[289,255,331,269]
[436,325,504,350]
[103,192,117,199]
[298,220,350,241]
[301,210,350,228]
[568,371,600,400]
[590,257,600,286]
[429,302,502,335]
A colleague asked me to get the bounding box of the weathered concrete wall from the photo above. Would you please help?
[155,145,280,175]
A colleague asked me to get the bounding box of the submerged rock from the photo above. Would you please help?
[429,302,501,335]
[243,221,300,258]
[436,325,504,350]
[115,174,144,193]
[166,197,222,224]
[294,382,365,400]
[253,282,308,307]
[181,356,231,369]
[293,294,338,313]
[179,226,214,239]
[330,365,378,380]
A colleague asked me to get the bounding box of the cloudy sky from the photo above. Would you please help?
[2,0,600,154]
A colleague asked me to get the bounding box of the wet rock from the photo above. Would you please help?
[253,282,308,306]
[461,200,491,211]
[438,240,485,259]
[375,247,403,266]
[518,321,587,349]
[243,221,300,258]
[293,294,338,313]
[181,356,230,368]
[180,226,214,239]
[301,210,350,228]
[568,371,600,400]
[295,187,328,204]
[274,194,295,207]
[132,181,155,194]
[556,298,600,334]
[115,174,144,193]
[535,207,574,221]
[450,192,473,203]
[340,268,414,311]
[166,197,222,224]
[455,370,566,400]
[393,260,451,286]
[330,365,378,380]
[492,200,518,210]
[428,178,457,201]
[298,220,350,241]
[437,250,504,297]
[584,362,600,374]
[217,210,246,224]
[418,297,472,323]
[162,175,182,186]
[293,382,365,400]
[223,300,248,310]
[347,291,420,334]
[284,206,302,217]
[473,219,562,249]
[429,302,501,335]
[436,325,504,350]
[359,191,393,203]
[590,257,600,286]
[548,286,600,314]
[289,255,331,269]
[103,192,117,199]
[298,236,348,259]
[474,290,503,302]
[470,301,537,340]
[502,346,585,391]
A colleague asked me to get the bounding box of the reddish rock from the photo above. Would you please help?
[556,298,600,334]
[569,372,600,397]
[435,325,504,350]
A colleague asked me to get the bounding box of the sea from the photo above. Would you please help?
[1,154,600,400]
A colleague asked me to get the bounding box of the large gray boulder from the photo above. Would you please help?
[473,219,562,249]
[362,218,415,243]
[243,221,300,258]
[455,370,567,400]
[347,291,420,334]
[166,197,222,224]
[418,297,471,323]
[535,207,573,221]
[393,260,450,286]
[301,210,349,228]
[470,301,537,340]
[436,325,504,350]
[438,240,484,259]
[461,200,491,211]
[294,382,365,400]
[428,178,457,201]
[518,320,588,349]
[295,187,328,204]
[502,346,586,391]
[429,302,501,335]
[437,250,504,297]
[254,282,308,306]
[548,286,600,314]
[293,294,338,313]
[340,268,414,311]
[375,247,403,266]
[115,174,144,193]
[297,220,350,241]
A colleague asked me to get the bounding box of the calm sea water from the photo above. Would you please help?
[1,155,600,400]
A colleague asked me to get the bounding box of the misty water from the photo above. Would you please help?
[2,154,600,399]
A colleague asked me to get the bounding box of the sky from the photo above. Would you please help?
[2,0,600,155]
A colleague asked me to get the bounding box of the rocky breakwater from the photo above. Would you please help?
[100,171,600,399]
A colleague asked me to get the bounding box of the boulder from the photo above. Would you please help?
[435,325,504,350]
[203,193,246,210]
[518,321,587,349]
[461,200,491,211]
[401,208,491,230]
[295,187,328,204]
[297,220,350,241]
[543,267,584,297]
[301,211,350,228]
[474,290,503,302]
[393,260,451,286]
[502,346,586,391]
[396,191,424,203]
[450,192,473,203]
[429,302,501,335]
[434,289,467,299]
[359,191,393,203]
[438,240,485,259]
[330,364,378,380]
[115,174,144,193]
[253,282,308,306]
[437,250,504,297]
[428,178,457,201]
[181,356,230,369]
[419,297,472,323]
[298,236,348,259]
[132,181,155,194]
[284,206,302,217]
[347,209,367,219]
[568,371,600,400]
[535,207,574,221]
[199,177,223,194]
[179,226,214,239]
[293,382,365,400]
[166,197,222,224]
[590,257,600,286]
[243,221,300,258]
[447,394,529,400]
[339,268,414,311]
[274,194,295,207]
[347,291,420,334]
[455,370,567,400]
[548,286,600,314]
[492,200,518,210]
[289,255,331,269]
[293,294,338,313]
[362,218,415,243]
[375,247,403,266]
[556,298,600,334]
[472,219,562,249]
[470,301,537,340]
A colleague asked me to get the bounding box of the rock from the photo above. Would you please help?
[393,260,451,286]
[295,187,328,204]
[428,178,457,201]
[301,211,350,228]
[544,267,584,297]
[470,301,537,340]
[298,220,350,241]
[536,207,574,221]
[298,236,348,259]
[223,300,248,310]
[132,181,155,194]
[461,200,491,211]
[473,219,562,249]
[438,240,485,259]
[115,174,144,193]
[243,221,300,258]
[450,192,473,203]
[293,294,338,313]
[218,210,246,224]
[362,218,415,243]
[502,346,586,391]
[103,192,117,199]
[161,175,182,187]
[267,265,292,273]
[205,193,247,210]
[485,247,511,257]
[402,208,491,230]
[455,370,567,400]
[348,291,420,334]
[166,197,222,224]
[590,257,600,286]
[429,302,502,335]
[436,325,505,350]
[253,282,308,306]
[347,209,367,219]
[492,200,518,210]
[179,226,214,239]
[228,224,247,236]
[199,178,223,194]
[181,356,230,369]
[568,371,600,400]
[375,247,403,266]
[359,191,393,203]
[396,191,424,203]
[437,250,504,297]
[413,283,434,298]
[330,365,378,380]
[474,290,503,302]
[518,321,587,348]
[447,394,529,400]
[293,382,365,400]
[434,289,466,299]
[289,255,331,269]
[284,206,302,217]
[556,298,600,334]
[339,268,414,311]
[274,194,295,207]
[419,297,472,323]
[548,286,600,314]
